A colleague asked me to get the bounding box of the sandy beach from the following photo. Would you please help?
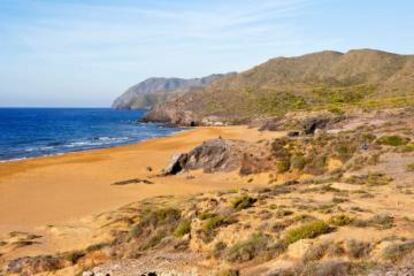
[0,126,282,258]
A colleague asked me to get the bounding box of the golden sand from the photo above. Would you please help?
[0,126,282,238]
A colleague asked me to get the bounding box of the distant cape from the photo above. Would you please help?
[112,73,235,110]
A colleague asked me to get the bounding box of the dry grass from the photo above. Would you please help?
[283,220,332,244]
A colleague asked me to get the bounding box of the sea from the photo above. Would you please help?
[0,108,181,162]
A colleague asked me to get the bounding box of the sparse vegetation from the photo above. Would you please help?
[328,214,354,226]
[198,212,217,220]
[130,207,182,238]
[344,172,392,186]
[199,214,235,243]
[332,196,348,204]
[369,214,394,229]
[398,143,414,152]
[354,214,394,230]
[174,219,191,237]
[203,215,228,232]
[376,135,410,147]
[213,241,227,258]
[382,241,414,262]
[275,209,294,218]
[231,195,257,210]
[226,233,286,263]
[284,220,332,244]
[216,269,240,276]
[345,240,372,259]
[290,154,306,170]
[302,242,329,262]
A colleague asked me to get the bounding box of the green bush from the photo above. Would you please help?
[334,144,356,162]
[271,138,292,172]
[303,153,328,175]
[202,214,235,233]
[302,242,329,262]
[226,233,282,263]
[198,212,217,220]
[129,207,181,238]
[290,154,306,170]
[328,106,345,115]
[328,214,354,226]
[231,195,257,210]
[376,135,410,146]
[174,219,191,237]
[406,163,414,172]
[383,241,414,261]
[141,207,181,227]
[368,214,394,229]
[276,159,291,173]
[203,215,226,232]
[129,224,143,238]
[344,239,372,259]
[200,214,235,243]
[399,143,414,152]
[284,220,331,244]
[354,214,394,229]
[140,229,166,250]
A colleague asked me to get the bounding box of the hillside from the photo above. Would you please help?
[3,108,414,275]
[143,49,414,125]
[112,74,232,110]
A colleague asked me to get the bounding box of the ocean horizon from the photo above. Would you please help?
[0,107,181,162]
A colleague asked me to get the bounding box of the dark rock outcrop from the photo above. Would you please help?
[302,114,345,135]
[141,105,200,126]
[163,138,276,175]
[302,117,332,135]
[163,139,248,174]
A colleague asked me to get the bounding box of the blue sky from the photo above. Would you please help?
[1,0,413,107]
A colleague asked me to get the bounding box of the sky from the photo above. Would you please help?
[0,0,414,107]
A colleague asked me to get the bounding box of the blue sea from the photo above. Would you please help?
[0,108,181,162]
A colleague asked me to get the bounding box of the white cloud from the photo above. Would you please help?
[0,0,325,106]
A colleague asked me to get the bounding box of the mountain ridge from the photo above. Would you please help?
[143,48,414,126]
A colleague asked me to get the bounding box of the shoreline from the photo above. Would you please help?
[0,125,281,234]
[0,126,188,164]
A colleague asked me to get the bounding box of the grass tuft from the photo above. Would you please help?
[376,135,410,147]
[231,195,257,210]
[174,219,191,237]
[328,214,354,226]
[383,241,414,262]
[284,220,332,244]
[226,233,287,263]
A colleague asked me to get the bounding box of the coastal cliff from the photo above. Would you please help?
[112,74,233,110]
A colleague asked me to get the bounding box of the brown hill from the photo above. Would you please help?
[112,74,234,110]
[143,49,414,125]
